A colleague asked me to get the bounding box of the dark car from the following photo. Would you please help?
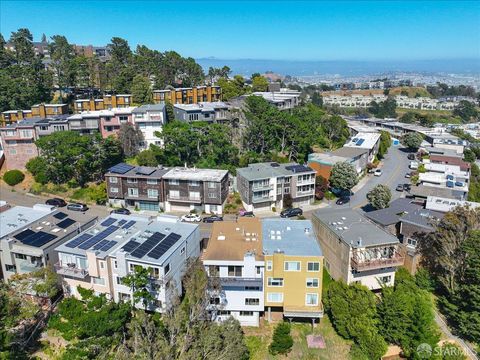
[396,184,404,192]
[403,183,411,191]
[46,198,67,207]
[280,208,303,218]
[111,208,131,215]
[240,211,255,217]
[336,196,350,205]
[407,153,416,160]
[67,203,88,212]
[203,215,224,223]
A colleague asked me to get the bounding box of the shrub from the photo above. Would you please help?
[3,170,25,186]
[30,182,46,195]
[269,322,293,355]
[272,207,276,212]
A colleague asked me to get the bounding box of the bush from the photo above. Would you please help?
[269,322,293,355]
[26,157,48,184]
[3,170,25,186]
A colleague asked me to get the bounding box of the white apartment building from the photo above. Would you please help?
[251,89,301,110]
[202,218,264,326]
[425,196,480,213]
[343,132,381,163]
[131,104,167,149]
[419,163,470,194]
[54,214,200,312]
[323,94,387,108]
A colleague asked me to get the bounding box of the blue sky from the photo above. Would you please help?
[1,1,479,61]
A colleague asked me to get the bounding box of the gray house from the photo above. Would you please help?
[173,102,229,123]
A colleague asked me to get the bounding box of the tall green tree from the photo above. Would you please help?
[9,28,34,64]
[48,35,76,91]
[251,75,269,92]
[329,162,358,191]
[453,100,479,123]
[121,266,155,310]
[367,184,392,209]
[118,123,144,158]
[131,74,152,105]
[402,132,423,150]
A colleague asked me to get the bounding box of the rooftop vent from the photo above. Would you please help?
[217,235,226,241]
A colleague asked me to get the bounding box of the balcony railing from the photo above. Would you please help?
[167,195,202,203]
[252,183,273,191]
[54,262,89,279]
[18,260,42,272]
[350,252,404,272]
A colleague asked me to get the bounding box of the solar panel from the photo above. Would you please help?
[130,232,165,258]
[66,233,93,248]
[14,229,35,241]
[136,166,155,175]
[78,225,118,250]
[122,220,136,229]
[356,139,365,146]
[147,233,181,259]
[285,164,312,174]
[93,239,109,250]
[101,218,116,227]
[109,163,134,174]
[57,218,76,229]
[117,219,127,226]
[100,240,117,252]
[53,212,68,220]
[122,240,141,253]
[22,231,57,247]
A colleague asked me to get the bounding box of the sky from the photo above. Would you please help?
[1,1,479,61]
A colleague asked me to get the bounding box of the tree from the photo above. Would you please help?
[3,169,25,186]
[329,162,358,191]
[121,266,155,310]
[48,35,76,91]
[9,28,34,64]
[402,132,423,150]
[165,100,175,121]
[400,112,416,124]
[118,123,144,158]
[131,74,152,105]
[368,98,397,118]
[311,92,323,107]
[251,75,268,92]
[269,322,293,355]
[217,75,246,100]
[453,100,479,123]
[367,184,392,209]
[377,130,391,159]
[136,149,159,166]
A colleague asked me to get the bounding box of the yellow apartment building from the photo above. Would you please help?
[152,86,222,104]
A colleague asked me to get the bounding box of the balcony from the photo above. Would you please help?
[17,260,42,272]
[284,302,324,318]
[252,196,275,204]
[54,262,89,279]
[124,192,159,201]
[167,195,202,203]
[252,183,273,191]
[350,252,404,272]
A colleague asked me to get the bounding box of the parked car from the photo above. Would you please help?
[181,213,201,222]
[67,203,88,212]
[239,211,255,217]
[396,184,404,192]
[336,196,350,205]
[403,184,411,191]
[407,153,416,160]
[280,208,303,218]
[409,161,419,170]
[374,169,382,177]
[111,208,131,215]
[405,172,411,178]
[203,215,223,223]
[46,198,67,207]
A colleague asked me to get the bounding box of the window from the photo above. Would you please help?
[9,149,16,155]
[20,130,33,138]
[208,193,217,199]
[284,187,290,194]
[5,264,16,272]
[267,278,284,287]
[164,263,170,274]
[119,115,128,122]
[93,277,106,285]
[208,182,216,189]
[208,265,220,276]
[245,298,259,305]
[151,267,160,278]
[306,278,319,288]
[189,191,200,200]
[240,311,254,316]
[227,266,242,277]
[284,261,301,271]
[110,187,119,193]
[245,286,260,291]
[266,261,273,271]
[148,189,158,199]
[113,260,117,269]
[128,188,138,197]
[218,310,231,316]
[15,254,27,260]
[127,178,137,184]
[407,238,417,248]
[256,266,262,275]
[379,276,392,284]
[169,190,180,198]
[210,297,220,305]
[307,262,320,272]
[306,293,319,306]
[116,276,123,285]
[169,179,179,185]
[181,247,185,255]
[147,179,157,185]
[189,180,200,186]
[99,261,105,269]
[267,293,283,303]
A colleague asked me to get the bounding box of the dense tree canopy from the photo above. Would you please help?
[368,98,397,118]
[402,132,423,150]
[367,184,392,209]
[329,162,358,191]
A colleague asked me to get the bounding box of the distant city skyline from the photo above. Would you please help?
[1,1,479,61]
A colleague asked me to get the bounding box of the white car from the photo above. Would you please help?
[181,213,201,222]
[374,169,382,177]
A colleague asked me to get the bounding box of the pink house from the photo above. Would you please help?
[0,119,40,170]
[99,107,136,138]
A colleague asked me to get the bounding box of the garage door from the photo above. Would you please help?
[139,202,159,211]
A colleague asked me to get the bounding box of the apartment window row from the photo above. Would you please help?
[244,298,259,306]
[228,266,242,277]
[267,292,319,306]
[265,261,319,272]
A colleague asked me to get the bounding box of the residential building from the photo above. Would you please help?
[236,162,316,212]
[74,95,133,112]
[203,218,264,326]
[1,110,33,125]
[421,146,463,159]
[409,184,466,201]
[418,163,469,196]
[343,132,381,163]
[152,86,222,104]
[0,204,97,281]
[431,138,466,155]
[425,196,480,213]
[35,115,70,137]
[163,167,229,214]
[105,163,169,212]
[0,118,40,169]
[250,89,301,110]
[323,94,387,108]
[67,107,135,138]
[131,104,166,148]
[263,219,324,322]
[307,147,369,180]
[312,208,404,290]
[73,44,111,61]
[54,214,200,312]
[1,103,69,125]
[173,102,230,123]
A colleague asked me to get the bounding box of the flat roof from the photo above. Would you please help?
[1,204,55,239]
[365,198,424,227]
[56,214,197,265]
[344,132,381,150]
[203,218,263,261]
[132,104,165,113]
[409,185,465,200]
[237,162,315,181]
[262,219,322,256]
[400,208,444,230]
[308,152,349,166]
[425,196,480,213]
[313,208,399,248]
[106,163,170,178]
[174,102,229,112]
[330,146,369,159]
[162,167,228,182]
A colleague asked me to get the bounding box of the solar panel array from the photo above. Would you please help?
[117,219,127,226]
[57,218,75,229]
[130,232,165,258]
[66,233,93,248]
[121,240,141,253]
[101,218,116,227]
[109,163,134,174]
[21,231,58,247]
[122,220,136,229]
[136,166,156,175]
[285,164,312,174]
[78,225,118,250]
[147,233,181,259]
[14,229,35,241]
[53,212,68,220]
[356,139,365,146]
[100,241,118,252]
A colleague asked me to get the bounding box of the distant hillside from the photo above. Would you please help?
[388,87,431,97]
[319,87,431,97]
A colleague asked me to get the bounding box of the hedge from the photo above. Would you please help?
[3,170,25,186]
